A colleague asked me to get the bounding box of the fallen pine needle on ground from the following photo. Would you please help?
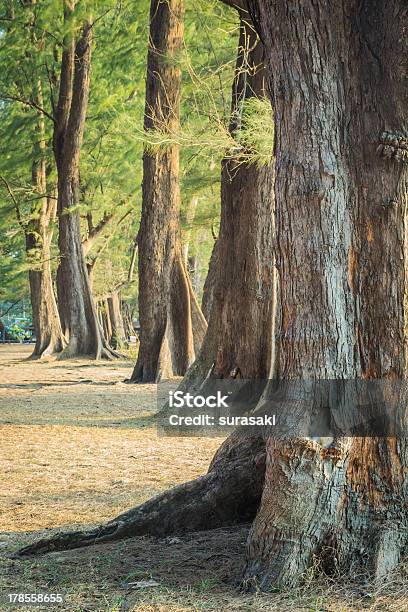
[0,346,406,611]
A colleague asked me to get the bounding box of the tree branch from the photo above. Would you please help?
[0,94,55,123]
[0,175,26,233]
[85,210,132,266]
[0,299,22,318]
[82,211,114,256]
[219,0,247,11]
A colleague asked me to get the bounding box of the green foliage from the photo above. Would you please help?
[235,97,274,167]
[0,0,259,309]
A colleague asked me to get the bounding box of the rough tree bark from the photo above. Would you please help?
[184,8,276,385]
[130,0,207,383]
[242,0,408,590]
[201,238,219,321]
[26,81,66,358]
[54,6,116,358]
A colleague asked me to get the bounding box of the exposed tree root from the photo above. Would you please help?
[15,431,265,557]
[27,343,65,361]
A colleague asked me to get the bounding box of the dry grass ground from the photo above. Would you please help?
[0,345,407,611]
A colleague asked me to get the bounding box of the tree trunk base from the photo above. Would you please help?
[131,251,206,383]
[242,436,408,591]
[15,431,265,557]
[56,337,123,360]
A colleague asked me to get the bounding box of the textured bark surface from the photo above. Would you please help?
[201,237,220,321]
[54,16,115,359]
[243,0,408,590]
[185,12,275,384]
[131,0,206,383]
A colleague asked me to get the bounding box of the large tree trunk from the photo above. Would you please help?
[27,81,66,358]
[243,0,408,589]
[54,15,115,359]
[130,0,207,383]
[184,11,276,386]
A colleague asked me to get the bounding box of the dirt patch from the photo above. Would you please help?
[0,346,222,533]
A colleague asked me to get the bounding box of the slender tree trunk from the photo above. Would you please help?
[243,0,408,589]
[182,197,198,264]
[27,81,66,358]
[54,12,116,359]
[27,196,66,358]
[14,5,65,357]
[107,291,126,348]
[130,0,207,383]
[187,256,200,295]
[99,298,112,345]
[122,302,135,339]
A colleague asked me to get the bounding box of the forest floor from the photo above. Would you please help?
[0,345,407,612]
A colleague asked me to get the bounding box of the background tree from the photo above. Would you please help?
[189,4,275,382]
[0,0,237,355]
[0,0,146,357]
[15,0,277,558]
[52,4,113,358]
[0,2,65,356]
[130,0,207,383]
[27,94,66,357]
